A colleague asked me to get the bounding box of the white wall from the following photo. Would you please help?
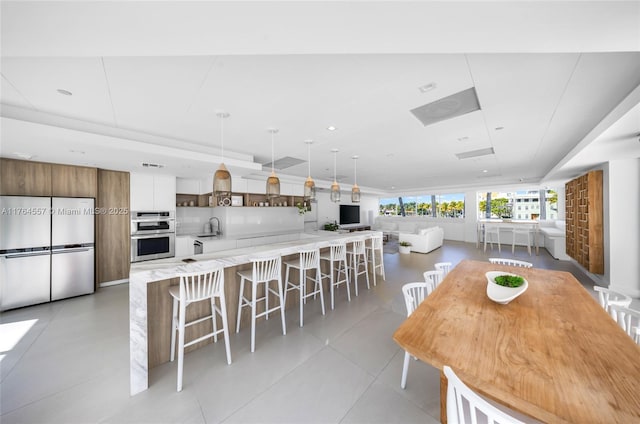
[314,191,379,228]
[608,158,640,297]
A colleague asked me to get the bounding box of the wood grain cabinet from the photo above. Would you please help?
[0,158,52,196]
[565,170,604,274]
[51,164,97,197]
[96,169,131,286]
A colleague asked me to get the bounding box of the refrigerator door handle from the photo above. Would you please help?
[3,251,51,259]
[51,247,92,254]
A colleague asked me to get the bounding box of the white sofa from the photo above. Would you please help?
[398,226,444,254]
[538,220,570,260]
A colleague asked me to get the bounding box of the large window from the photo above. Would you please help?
[379,193,464,218]
[477,189,558,220]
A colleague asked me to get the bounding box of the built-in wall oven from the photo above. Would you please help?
[131,211,175,262]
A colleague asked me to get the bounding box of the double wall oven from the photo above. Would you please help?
[131,211,175,262]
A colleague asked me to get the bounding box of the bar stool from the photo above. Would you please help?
[320,241,351,310]
[236,254,287,352]
[284,248,325,327]
[365,233,385,286]
[346,237,370,296]
[484,224,502,252]
[512,224,533,256]
[170,265,231,392]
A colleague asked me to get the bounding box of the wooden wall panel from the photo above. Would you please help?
[565,170,603,274]
[96,169,130,286]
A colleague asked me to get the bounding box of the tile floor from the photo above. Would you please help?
[1,241,636,423]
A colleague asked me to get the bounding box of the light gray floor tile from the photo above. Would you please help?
[341,380,440,424]
[223,347,374,423]
[330,307,405,376]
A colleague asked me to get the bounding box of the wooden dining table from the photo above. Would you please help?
[393,259,640,423]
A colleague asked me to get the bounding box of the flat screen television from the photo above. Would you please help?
[340,205,360,225]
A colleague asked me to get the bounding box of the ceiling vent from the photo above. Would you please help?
[410,87,481,127]
[455,147,495,160]
[263,156,305,170]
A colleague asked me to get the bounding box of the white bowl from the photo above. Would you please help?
[485,271,528,304]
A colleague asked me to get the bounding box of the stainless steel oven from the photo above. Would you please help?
[131,211,175,262]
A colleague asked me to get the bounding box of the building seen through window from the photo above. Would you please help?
[477,189,558,220]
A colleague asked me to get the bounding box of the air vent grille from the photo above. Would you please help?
[455,147,495,160]
[411,87,481,127]
[263,156,305,170]
[142,163,165,168]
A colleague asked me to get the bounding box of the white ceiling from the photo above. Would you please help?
[1,1,639,195]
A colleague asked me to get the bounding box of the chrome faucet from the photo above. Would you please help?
[209,217,222,236]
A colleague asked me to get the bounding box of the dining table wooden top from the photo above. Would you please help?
[393,259,640,424]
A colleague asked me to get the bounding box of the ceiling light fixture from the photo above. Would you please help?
[330,148,340,203]
[418,82,437,93]
[351,155,360,203]
[213,112,232,199]
[266,128,281,199]
[303,140,316,201]
[327,126,337,131]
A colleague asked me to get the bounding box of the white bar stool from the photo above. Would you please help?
[346,237,370,296]
[365,233,385,286]
[236,254,287,352]
[320,241,351,310]
[512,225,532,256]
[284,248,325,327]
[169,265,231,392]
[484,224,502,252]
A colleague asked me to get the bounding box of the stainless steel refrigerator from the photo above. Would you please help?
[0,196,95,311]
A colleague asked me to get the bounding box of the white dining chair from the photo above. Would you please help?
[400,282,433,389]
[170,265,231,392]
[444,365,527,424]
[488,258,533,268]
[609,304,640,345]
[434,262,452,278]
[593,286,632,316]
[423,269,444,290]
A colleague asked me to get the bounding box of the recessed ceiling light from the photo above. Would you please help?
[495,126,504,131]
[57,89,73,96]
[327,126,337,131]
[418,82,437,93]
[482,169,488,173]
[391,186,395,190]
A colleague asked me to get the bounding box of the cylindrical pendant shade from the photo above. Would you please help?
[266,172,280,198]
[304,176,316,201]
[330,181,341,202]
[351,183,361,203]
[213,163,232,196]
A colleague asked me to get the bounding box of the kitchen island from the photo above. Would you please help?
[129,230,381,395]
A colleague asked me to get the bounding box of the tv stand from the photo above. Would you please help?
[339,223,371,232]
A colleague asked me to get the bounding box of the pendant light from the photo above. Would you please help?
[213,112,232,198]
[266,128,280,199]
[351,155,361,203]
[330,148,341,203]
[303,140,316,201]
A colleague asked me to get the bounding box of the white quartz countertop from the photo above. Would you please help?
[176,229,305,241]
[131,230,380,278]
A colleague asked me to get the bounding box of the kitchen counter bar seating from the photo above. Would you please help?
[283,247,325,327]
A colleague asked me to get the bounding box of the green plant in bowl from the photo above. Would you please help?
[493,274,525,288]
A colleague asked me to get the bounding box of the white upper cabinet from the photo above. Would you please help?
[246,179,265,195]
[131,173,176,211]
[176,178,200,194]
